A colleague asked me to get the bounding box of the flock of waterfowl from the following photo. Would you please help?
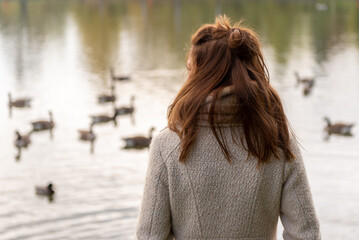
[7,68,356,200]
[294,71,355,139]
[8,68,155,200]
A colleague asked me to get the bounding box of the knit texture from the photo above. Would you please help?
[136,88,321,240]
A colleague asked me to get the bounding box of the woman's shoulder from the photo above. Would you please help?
[150,127,181,159]
[152,127,180,143]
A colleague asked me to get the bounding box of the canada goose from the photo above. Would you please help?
[115,96,135,115]
[14,130,32,160]
[8,92,31,108]
[32,111,55,131]
[78,124,96,153]
[90,110,119,126]
[324,117,354,136]
[110,68,130,81]
[78,124,96,141]
[35,183,55,196]
[14,130,32,148]
[303,82,313,96]
[98,85,116,103]
[122,127,155,149]
[294,71,315,87]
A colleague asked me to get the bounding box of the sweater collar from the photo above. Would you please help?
[198,86,240,126]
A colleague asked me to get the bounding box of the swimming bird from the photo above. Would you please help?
[110,68,130,81]
[324,117,354,136]
[35,183,55,196]
[14,130,32,160]
[122,127,155,149]
[98,85,116,103]
[78,124,96,153]
[14,130,32,149]
[8,92,31,108]
[294,71,315,87]
[31,111,55,131]
[303,82,314,96]
[115,96,135,115]
[78,124,96,141]
[90,110,119,126]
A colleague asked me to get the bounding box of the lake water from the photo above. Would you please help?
[1,0,359,239]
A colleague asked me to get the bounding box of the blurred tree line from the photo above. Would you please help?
[1,0,358,76]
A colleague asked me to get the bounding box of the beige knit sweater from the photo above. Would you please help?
[136,89,321,240]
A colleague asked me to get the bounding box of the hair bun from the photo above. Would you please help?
[228,28,253,59]
[228,28,243,49]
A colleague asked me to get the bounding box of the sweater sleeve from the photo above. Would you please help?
[136,136,172,240]
[280,140,321,240]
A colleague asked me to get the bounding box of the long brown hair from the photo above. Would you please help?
[168,15,294,164]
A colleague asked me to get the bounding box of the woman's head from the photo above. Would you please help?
[187,16,263,79]
[168,15,294,164]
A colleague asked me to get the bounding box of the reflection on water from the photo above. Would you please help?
[1,0,359,239]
